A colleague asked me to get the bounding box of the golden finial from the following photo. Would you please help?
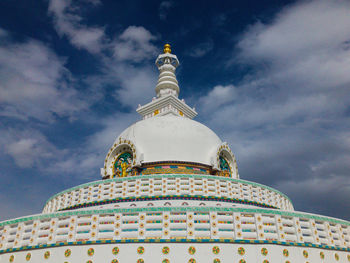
[163,43,171,54]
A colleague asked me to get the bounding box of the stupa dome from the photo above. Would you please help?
[115,115,222,165]
[100,45,239,179]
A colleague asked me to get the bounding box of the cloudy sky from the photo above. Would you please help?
[0,0,349,221]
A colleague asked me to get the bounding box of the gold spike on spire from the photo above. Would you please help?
[163,43,171,54]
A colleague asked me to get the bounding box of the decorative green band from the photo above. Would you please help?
[44,174,293,206]
[0,238,349,255]
[1,206,349,227]
[59,195,277,211]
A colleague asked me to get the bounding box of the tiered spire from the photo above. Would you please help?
[155,44,180,97]
[137,44,197,119]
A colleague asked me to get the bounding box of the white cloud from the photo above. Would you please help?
[0,125,101,180]
[0,0,164,220]
[159,1,174,21]
[48,0,160,108]
[48,0,159,62]
[0,128,59,168]
[113,26,158,63]
[48,0,105,53]
[0,28,8,38]
[203,0,350,130]
[84,60,158,109]
[235,0,350,93]
[6,139,44,167]
[0,33,89,121]
[43,111,138,180]
[276,174,350,218]
[113,65,157,107]
[79,26,160,108]
[237,0,350,64]
[0,5,160,179]
[198,0,350,217]
[87,112,138,153]
[188,40,214,58]
[199,85,236,112]
[0,28,108,176]
[110,26,158,107]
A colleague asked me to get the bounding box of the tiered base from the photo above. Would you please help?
[1,242,349,263]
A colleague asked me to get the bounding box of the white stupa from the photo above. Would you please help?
[0,44,349,263]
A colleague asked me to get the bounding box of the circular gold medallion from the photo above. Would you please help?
[188,246,196,255]
[137,246,145,255]
[44,251,50,259]
[238,247,245,256]
[26,253,31,261]
[162,246,170,255]
[212,246,220,254]
[261,247,268,256]
[65,249,71,257]
[112,247,119,255]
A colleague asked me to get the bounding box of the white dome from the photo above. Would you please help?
[115,115,222,165]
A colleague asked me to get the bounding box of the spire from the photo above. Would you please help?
[155,44,180,98]
[136,44,197,120]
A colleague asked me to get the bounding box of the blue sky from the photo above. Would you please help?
[0,0,350,221]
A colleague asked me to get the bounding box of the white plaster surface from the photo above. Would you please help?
[115,116,222,165]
